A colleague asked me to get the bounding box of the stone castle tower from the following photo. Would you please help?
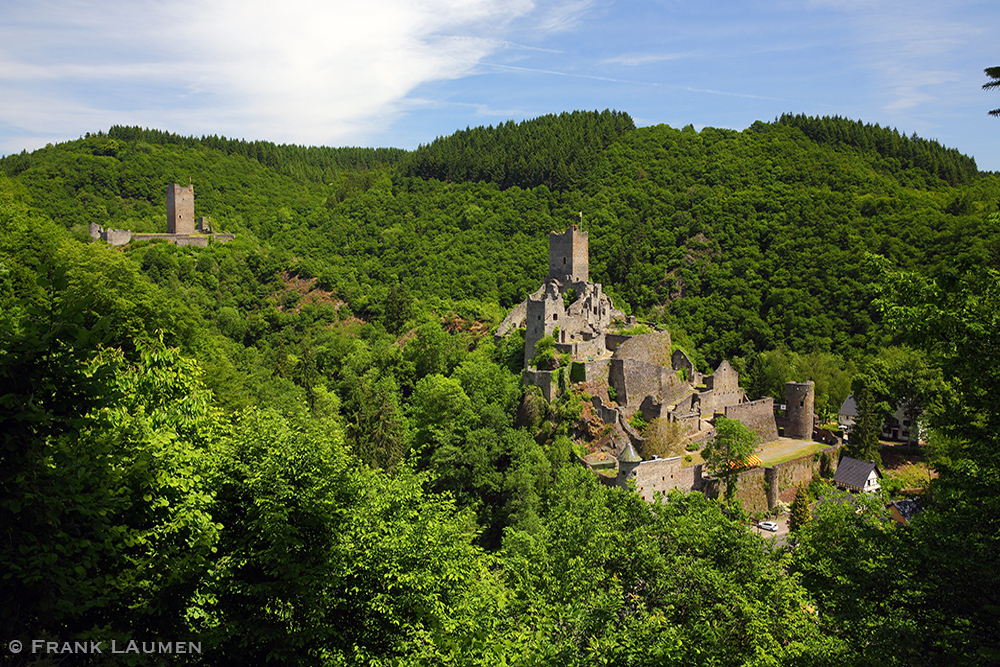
[166,183,195,235]
[784,381,815,439]
[548,225,589,283]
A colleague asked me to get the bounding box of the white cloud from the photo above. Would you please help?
[0,0,540,149]
[805,0,986,118]
[603,52,693,67]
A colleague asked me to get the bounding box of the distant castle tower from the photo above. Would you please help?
[166,183,195,235]
[548,224,589,283]
[784,381,815,439]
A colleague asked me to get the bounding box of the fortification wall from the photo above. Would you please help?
[591,395,619,425]
[718,443,841,512]
[770,444,840,504]
[626,457,705,502]
[611,358,690,414]
[572,336,606,361]
[701,361,744,413]
[605,333,631,352]
[725,397,779,443]
[105,228,132,246]
[726,466,771,515]
[611,331,672,366]
[575,358,610,384]
[671,349,702,383]
[522,368,559,402]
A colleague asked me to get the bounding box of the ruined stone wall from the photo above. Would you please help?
[591,395,619,425]
[495,297,530,339]
[620,458,705,502]
[725,466,771,515]
[567,281,615,331]
[770,445,839,504]
[785,381,815,439]
[725,397,779,443]
[166,184,195,235]
[719,443,841,512]
[605,333,631,352]
[701,361,743,413]
[659,371,690,407]
[610,359,657,410]
[104,228,133,245]
[611,359,689,414]
[524,283,565,365]
[522,368,560,402]
[671,349,702,384]
[548,225,588,282]
[573,336,606,361]
[578,358,610,384]
[611,331,672,367]
[173,236,209,248]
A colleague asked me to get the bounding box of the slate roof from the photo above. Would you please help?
[889,498,922,524]
[618,441,642,464]
[839,395,858,418]
[833,456,881,490]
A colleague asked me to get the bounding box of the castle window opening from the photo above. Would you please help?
[553,314,558,321]
[562,257,566,265]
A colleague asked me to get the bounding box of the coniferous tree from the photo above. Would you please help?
[788,482,811,532]
[984,66,1000,117]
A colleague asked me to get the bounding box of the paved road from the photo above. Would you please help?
[753,516,791,547]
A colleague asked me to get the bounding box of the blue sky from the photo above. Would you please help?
[2,0,999,170]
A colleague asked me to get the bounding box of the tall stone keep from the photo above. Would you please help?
[548,225,589,283]
[166,183,195,235]
[784,381,815,439]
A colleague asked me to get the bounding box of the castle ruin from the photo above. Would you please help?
[90,183,234,247]
[166,183,195,235]
[498,223,822,505]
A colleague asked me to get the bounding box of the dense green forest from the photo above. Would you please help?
[2,112,999,665]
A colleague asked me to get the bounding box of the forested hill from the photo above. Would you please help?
[2,112,998,368]
[4,111,1000,664]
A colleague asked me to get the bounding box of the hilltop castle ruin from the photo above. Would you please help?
[90,183,234,247]
[498,223,824,508]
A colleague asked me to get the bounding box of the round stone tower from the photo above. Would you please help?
[616,441,643,488]
[784,381,815,439]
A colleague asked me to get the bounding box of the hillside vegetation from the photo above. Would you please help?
[2,112,999,665]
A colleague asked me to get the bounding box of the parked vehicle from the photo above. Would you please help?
[759,521,778,532]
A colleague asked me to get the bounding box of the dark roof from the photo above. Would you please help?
[617,441,642,464]
[833,457,881,489]
[889,498,922,524]
[839,395,858,417]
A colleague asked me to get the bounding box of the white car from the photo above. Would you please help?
[759,521,779,532]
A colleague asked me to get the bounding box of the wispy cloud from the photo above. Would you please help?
[0,0,540,148]
[602,52,694,67]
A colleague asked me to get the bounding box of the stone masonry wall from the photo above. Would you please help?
[548,225,588,282]
[785,381,815,439]
[625,457,705,502]
[166,184,195,235]
[611,331,672,367]
[724,398,779,443]
[523,368,559,402]
[701,361,743,413]
[721,443,841,512]
[605,333,631,352]
[771,444,839,504]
